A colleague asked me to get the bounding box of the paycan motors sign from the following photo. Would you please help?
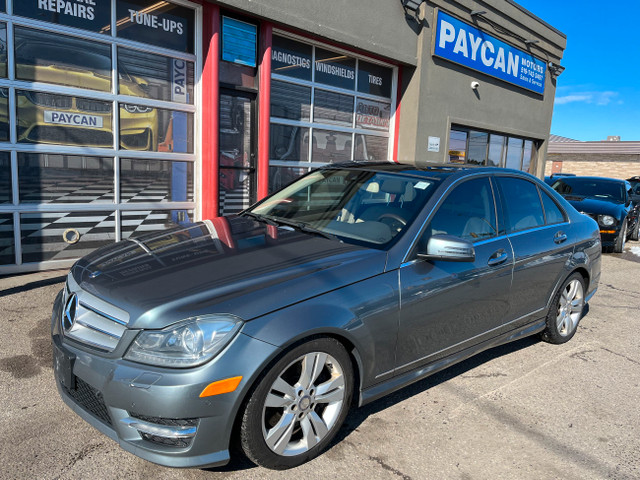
[433,10,546,95]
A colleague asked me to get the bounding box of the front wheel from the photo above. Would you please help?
[630,217,640,241]
[613,219,627,253]
[240,337,353,469]
[540,273,585,344]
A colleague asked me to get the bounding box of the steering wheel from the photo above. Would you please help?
[376,213,407,233]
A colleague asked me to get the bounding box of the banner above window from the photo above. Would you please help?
[433,10,546,95]
[271,36,312,81]
[14,0,111,33]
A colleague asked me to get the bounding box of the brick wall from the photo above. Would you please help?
[545,154,640,179]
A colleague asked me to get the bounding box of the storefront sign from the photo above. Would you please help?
[222,17,257,68]
[172,59,188,103]
[117,0,195,54]
[315,48,356,90]
[271,36,312,81]
[355,99,390,131]
[44,111,104,128]
[433,10,546,95]
[14,0,111,33]
[357,60,392,98]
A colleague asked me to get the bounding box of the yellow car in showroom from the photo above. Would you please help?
[13,38,158,151]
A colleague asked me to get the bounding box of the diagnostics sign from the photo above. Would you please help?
[433,10,546,95]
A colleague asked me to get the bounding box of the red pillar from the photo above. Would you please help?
[392,66,402,163]
[257,23,273,200]
[201,3,220,219]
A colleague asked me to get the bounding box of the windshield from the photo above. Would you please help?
[552,178,625,203]
[249,168,439,248]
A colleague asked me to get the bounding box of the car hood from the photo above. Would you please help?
[562,196,623,216]
[70,216,387,329]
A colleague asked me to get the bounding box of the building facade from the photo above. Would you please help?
[0,0,566,274]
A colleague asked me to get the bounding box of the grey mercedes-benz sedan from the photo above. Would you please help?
[51,163,601,470]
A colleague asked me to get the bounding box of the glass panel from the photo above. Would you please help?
[467,131,488,165]
[487,134,505,167]
[312,129,351,163]
[522,140,534,173]
[15,27,112,92]
[0,151,10,204]
[0,213,13,265]
[21,211,116,263]
[0,1,4,13]
[0,88,8,142]
[120,159,194,203]
[219,61,256,88]
[314,90,353,127]
[118,47,195,104]
[270,125,309,163]
[14,2,111,34]
[448,129,467,164]
[18,153,114,204]
[270,80,310,121]
[220,93,254,216]
[497,177,544,232]
[355,98,391,132]
[269,166,309,194]
[221,17,257,67]
[0,23,6,78]
[354,134,388,162]
[314,48,356,90]
[121,209,193,239]
[17,90,113,148]
[116,0,195,54]
[357,60,392,98]
[505,137,524,170]
[271,35,312,81]
[428,177,497,242]
[119,104,193,153]
[540,189,565,225]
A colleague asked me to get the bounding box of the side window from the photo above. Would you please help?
[496,177,544,232]
[539,188,566,225]
[428,177,497,242]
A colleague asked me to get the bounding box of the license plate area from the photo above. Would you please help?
[53,342,76,390]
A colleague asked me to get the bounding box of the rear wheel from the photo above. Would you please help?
[630,218,639,241]
[614,219,627,253]
[240,337,353,469]
[540,273,585,344]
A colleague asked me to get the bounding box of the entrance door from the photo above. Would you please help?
[219,90,257,216]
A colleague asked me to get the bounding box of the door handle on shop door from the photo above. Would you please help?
[487,250,508,266]
[554,232,568,244]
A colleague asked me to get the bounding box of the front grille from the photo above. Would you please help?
[63,275,130,352]
[76,98,112,113]
[64,378,112,426]
[129,412,198,448]
[121,129,151,150]
[28,126,113,146]
[25,91,72,108]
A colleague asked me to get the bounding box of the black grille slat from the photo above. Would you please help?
[129,412,197,448]
[63,378,112,426]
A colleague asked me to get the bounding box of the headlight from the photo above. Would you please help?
[123,104,153,114]
[598,215,616,227]
[125,315,243,368]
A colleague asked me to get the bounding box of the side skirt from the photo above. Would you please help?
[359,319,546,407]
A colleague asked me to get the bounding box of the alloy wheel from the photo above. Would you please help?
[556,279,584,336]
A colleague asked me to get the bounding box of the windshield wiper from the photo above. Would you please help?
[262,216,340,242]
[241,211,278,226]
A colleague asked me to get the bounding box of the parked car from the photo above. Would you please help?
[627,176,640,202]
[550,176,640,252]
[544,172,576,185]
[52,163,601,470]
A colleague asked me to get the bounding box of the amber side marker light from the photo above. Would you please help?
[600,230,616,234]
[200,376,243,397]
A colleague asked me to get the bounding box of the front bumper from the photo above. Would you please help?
[51,291,279,468]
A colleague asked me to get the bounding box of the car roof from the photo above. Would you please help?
[325,161,523,182]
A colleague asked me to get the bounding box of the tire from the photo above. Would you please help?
[540,273,586,344]
[630,218,640,241]
[240,337,353,469]
[613,219,627,253]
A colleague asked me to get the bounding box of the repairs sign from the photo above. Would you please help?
[433,10,546,95]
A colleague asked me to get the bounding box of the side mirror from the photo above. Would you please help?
[417,234,475,262]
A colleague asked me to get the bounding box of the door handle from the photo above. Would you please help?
[554,231,568,244]
[487,250,508,266]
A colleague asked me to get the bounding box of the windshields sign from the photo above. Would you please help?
[433,10,546,95]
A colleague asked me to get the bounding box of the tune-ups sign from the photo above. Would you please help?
[433,10,546,95]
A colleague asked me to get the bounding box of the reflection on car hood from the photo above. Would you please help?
[562,196,623,216]
[71,216,387,329]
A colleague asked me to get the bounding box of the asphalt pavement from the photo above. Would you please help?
[1,248,639,480]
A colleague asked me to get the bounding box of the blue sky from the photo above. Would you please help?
[516,1,639,141]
